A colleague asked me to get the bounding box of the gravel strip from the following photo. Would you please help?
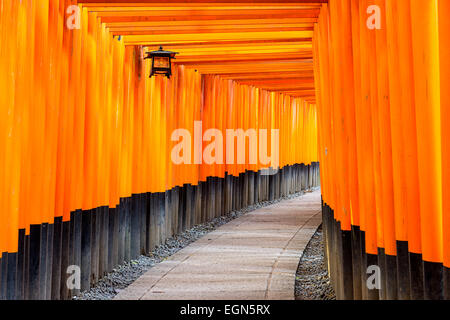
[295,225,336,300]
[74,189,316,300]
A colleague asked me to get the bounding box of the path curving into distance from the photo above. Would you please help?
[114,190,322,300]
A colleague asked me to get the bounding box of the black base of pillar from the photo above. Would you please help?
[130,194,141,260]
[72,210,82,297]
[108,207,116,273]
[351,226,362,300]
[340,230,354,300]
[124,198,131,263]
[378,248,387,300]
[16,229,26,300]
[396,241,411,300]
[409,252,424,299]
[423,260,443,300]
[29,225,41,300]
[91,208,101,286]
[385,253,398,300]
[0,254,7,300]
[51,217,62,300]
[443,266,450,300]
[60,220,70,300]
[80,210,92,292]
[360,231,367,300]
[366,253,380,300]
[6,252,17,300]
[39,223,48,300]
[140,195,148,255]
[46,223,54,300]
[100,206,109,277]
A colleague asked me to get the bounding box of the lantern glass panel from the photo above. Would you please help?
[154,56,170,68]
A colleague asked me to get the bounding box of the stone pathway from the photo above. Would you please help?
[114,190,322,300]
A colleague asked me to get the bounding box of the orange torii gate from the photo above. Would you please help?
[0,0,319,300]
[1,0,449,302]
[316,0,450,300]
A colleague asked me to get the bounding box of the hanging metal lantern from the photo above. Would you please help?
[144,46,178,79]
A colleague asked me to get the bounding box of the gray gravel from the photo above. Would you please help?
[74,189,313,300]
[295,225,336,300]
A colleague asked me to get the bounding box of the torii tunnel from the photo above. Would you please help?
[0,0,449,301]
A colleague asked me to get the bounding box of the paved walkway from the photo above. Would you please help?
[115,190,322,300]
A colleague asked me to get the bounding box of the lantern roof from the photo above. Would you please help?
[147,46,178,59]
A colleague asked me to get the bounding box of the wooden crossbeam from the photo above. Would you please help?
[122,31,313,45]
[175,54,312,63]
[109,25,313,36]
[103,17,318,27]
